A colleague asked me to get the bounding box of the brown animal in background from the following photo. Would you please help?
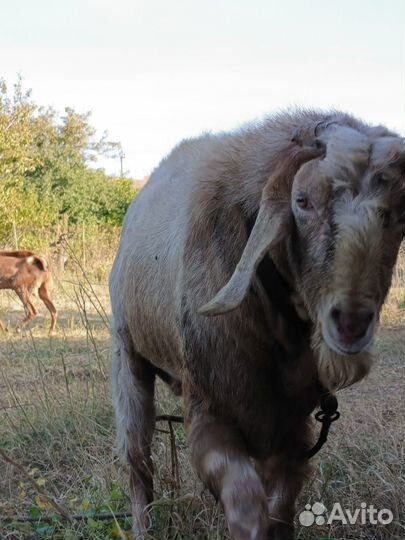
[0,251,57,334]
[109,109,405,540]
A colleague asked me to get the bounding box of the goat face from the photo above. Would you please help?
[288,127,405,356]
[200,124,404,360]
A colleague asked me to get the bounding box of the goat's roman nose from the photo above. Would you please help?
[330,307,374,343]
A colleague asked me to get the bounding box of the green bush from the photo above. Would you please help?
[0,77,137,250]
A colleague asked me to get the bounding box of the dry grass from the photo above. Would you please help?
[0,256,404,540]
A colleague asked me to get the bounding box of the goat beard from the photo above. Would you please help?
[311,324,372,391]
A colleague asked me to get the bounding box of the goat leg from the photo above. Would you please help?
[186,399,270,540]
[111,325,156,539]
[255,455,312,540]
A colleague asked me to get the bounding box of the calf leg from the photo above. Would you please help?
[111,325,156,539]
[38,283,58,334]
[27,299,38,317]
[186,400,269,540]
[255,456,311,540]
[15,287,36,328]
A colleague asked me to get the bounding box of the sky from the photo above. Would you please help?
[1,0,404,179]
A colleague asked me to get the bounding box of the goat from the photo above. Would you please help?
[109,109,405,540]
[0,250,57,334]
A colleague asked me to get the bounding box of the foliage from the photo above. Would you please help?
[0,76,135,248]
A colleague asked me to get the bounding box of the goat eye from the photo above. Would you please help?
[296,197,310,210]
[374,173,389,187]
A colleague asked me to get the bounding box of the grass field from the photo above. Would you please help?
[0,258,404,540]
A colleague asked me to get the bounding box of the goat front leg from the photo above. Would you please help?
[186,399,269,540]
[255,456,311,540]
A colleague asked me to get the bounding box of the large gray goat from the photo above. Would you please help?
[109,110,405,540]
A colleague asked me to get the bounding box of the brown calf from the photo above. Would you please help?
[0,251,57,334]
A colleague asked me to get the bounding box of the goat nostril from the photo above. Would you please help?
[330,308,374,342]
[363,312,374,326]
[349,311,374,334]
[330,307,341,323]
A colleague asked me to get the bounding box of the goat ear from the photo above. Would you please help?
[199,141,325,317]
[199,193,290,316]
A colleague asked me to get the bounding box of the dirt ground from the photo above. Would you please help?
[0,270,404,539]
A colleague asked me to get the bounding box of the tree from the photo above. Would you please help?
[0,77,136,248]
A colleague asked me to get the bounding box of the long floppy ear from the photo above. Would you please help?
[199,142,325,316]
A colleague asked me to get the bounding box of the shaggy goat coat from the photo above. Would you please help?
[109,109,404,540]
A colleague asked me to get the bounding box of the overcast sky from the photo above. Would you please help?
[2,0,404,179]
